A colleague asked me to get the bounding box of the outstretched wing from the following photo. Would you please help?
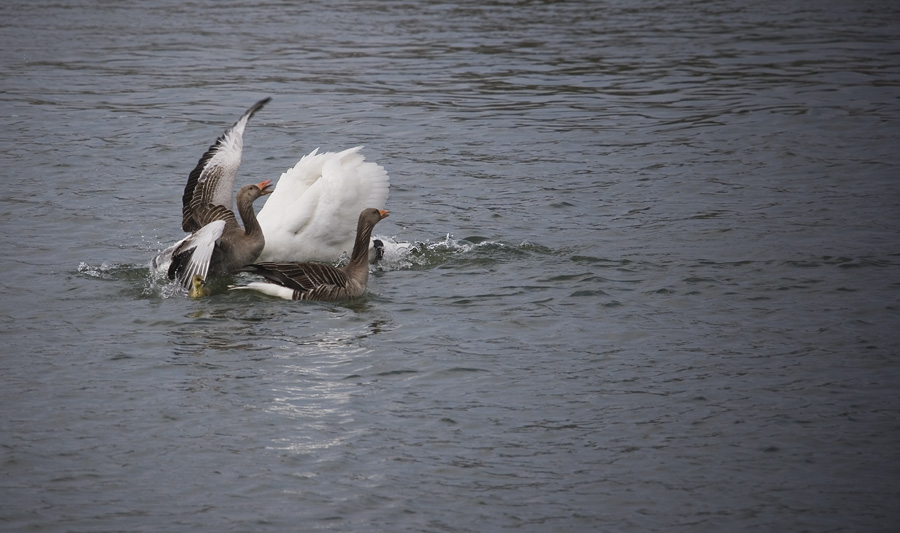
[181,97,270,232]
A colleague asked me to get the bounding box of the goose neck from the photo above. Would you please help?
[236,193,263,237]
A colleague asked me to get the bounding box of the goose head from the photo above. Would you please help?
[237,180,274,203]
[359,208,389,226]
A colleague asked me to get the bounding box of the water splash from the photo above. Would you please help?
[372,233,470,271]
[371,233,544,271]
[77,261,116,279]
[78,259,184,299]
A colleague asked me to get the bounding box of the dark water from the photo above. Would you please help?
[2,1,900,531]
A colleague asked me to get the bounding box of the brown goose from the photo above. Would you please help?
[153,98,271,287]
[233,208,389,301]
[167,180,273,289]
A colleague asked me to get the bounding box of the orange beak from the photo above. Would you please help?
[257,179,274,195]
[378,209,389,219]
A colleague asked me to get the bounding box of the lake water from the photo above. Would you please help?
[2,1,900,531]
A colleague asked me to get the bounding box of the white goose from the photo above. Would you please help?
[255,145,390,263]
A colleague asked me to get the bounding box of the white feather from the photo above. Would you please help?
[230,281,296,300]
[173,220,226,286]
[256,146,390,262]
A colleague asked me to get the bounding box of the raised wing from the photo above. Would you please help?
[181,97,270,232]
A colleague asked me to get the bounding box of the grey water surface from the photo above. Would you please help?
[2,1,900,531]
